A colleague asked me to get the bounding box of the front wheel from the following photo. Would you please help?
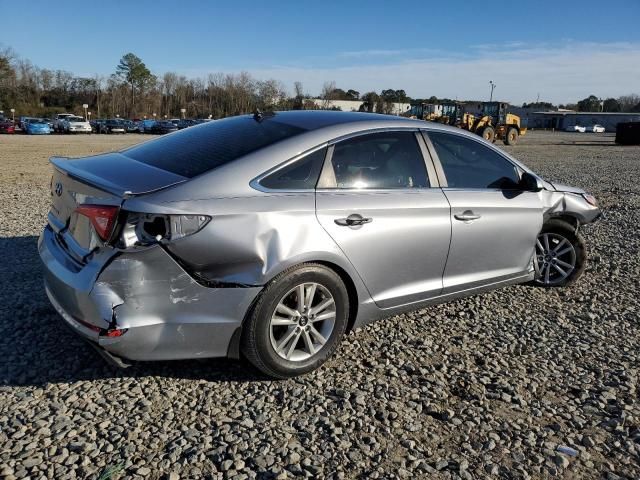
[534,219,586,287]
[241,264,349,378]
[480,125,495,143]
[505,127,519,145]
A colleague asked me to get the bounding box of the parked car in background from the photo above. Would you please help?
[61,116,92,134]
[19,117,39,131]
[123,120,139,133]
[90,120,102,133]
[98,119,126,134]
[39,111,601,377]
[138,119,156,133]
[53,113,76,133]
[150,120,178,134]
[25,119,51,134]
[571,125,586,133]
[0,120,15,134]
[177,119,197,129]
[591,124,605,133]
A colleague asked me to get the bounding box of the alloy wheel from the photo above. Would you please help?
[269,282,336,361]
[534,232,577,285]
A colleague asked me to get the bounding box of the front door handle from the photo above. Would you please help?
[335,214,373,227]
[454,210,481,222]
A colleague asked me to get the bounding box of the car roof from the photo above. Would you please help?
[242,110,478,137]
[139,110,498,203]
[263,110,417,130]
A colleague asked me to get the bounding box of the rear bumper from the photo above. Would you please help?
[39,226,262,361]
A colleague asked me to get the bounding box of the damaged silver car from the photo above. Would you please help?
[39,111,601,377]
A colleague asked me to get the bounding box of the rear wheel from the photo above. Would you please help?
[480,126,495,143]
[241,264,349,378]
[505,127,519,145]
[534,219,586,287]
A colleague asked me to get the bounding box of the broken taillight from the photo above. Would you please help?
[119,212,210,248]
[103,328,127,338]
[75,204,120,241]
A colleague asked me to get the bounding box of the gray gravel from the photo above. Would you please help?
[0,131,638,479]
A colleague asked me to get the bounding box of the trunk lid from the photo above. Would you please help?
[49,152,187,262]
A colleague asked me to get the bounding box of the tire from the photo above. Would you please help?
[241,264,349,378]
[505,127,519,145]
[533,219,586,287]
[480,126,495,143]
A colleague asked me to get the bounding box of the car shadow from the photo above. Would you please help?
[0,235,268,387]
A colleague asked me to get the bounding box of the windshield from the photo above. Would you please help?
[68,117,85,122]
[124,115,308,178]
[483,104,499,116]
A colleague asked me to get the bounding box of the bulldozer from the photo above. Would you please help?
[460,102,527,145]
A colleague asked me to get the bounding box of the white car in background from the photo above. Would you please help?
[62,116,92,134]
[591,124,605,133]
[53,113,76,132]
[572,125,586,133]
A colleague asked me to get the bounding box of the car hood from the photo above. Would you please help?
[548,182,586,194]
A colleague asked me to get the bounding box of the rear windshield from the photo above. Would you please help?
[123,115,307,178]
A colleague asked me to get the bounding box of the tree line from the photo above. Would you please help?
[1,46,639,119]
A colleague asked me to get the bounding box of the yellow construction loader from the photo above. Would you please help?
[460,102,527,145]
[406,102,464,125]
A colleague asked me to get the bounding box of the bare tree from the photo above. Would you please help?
[257,79,286,109]
[321,81,337,109]
[618,94,640,112]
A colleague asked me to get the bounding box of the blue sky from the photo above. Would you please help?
[2,0,639,103]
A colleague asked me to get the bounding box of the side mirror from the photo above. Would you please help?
[520,172,543,192]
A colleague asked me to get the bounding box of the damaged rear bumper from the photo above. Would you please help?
[39,226,262,362]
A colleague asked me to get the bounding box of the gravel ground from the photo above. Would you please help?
[0,131,638,480]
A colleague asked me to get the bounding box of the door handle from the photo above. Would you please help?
[454,210,481,222]
[334,214,373,227]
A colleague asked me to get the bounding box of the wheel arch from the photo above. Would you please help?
[543,213,580,230]
[313,260,359,333]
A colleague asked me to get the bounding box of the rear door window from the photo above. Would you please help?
[325,131,429,189]
[123,115,308,178]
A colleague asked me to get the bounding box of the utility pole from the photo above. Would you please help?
[489,81,496,102]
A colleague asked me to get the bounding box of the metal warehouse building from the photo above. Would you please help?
[524,111,640,131]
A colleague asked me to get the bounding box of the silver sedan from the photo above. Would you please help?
[39,111,601,377]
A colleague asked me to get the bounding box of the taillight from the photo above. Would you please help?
[119,212,210,248]
[75,205,120,241]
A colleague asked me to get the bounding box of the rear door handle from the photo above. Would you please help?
[454,210,481,222]
[335,214,373,227]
